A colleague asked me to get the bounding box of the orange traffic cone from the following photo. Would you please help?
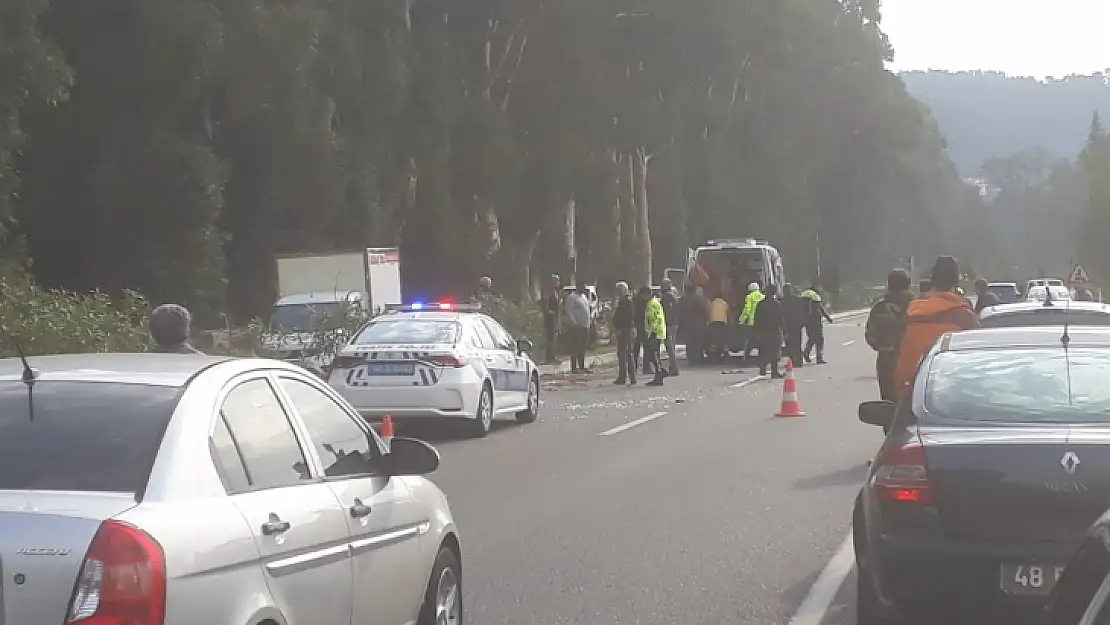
[775,359,806,418]
[379,415,395,451]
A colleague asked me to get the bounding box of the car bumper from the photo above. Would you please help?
[876,534,1077,622]
[330,381,482,420]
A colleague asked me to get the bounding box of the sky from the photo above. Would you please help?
[882,0,1110,78]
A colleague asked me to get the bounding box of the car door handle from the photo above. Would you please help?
[350,499,372,518]
[261,518,291,535]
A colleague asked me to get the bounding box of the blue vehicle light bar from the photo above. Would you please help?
[383,301,482,313]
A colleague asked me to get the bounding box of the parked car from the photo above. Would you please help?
[0,353,460,625]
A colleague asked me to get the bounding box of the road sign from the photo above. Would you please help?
[1070,264,1091,284]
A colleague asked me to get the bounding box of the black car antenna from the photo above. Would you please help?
[3,329,38,421]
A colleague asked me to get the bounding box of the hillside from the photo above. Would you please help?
[899,70,1110,174]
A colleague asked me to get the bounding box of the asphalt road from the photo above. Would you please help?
[405,312,878,625]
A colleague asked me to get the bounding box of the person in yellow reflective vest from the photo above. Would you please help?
[639,285,668,386]
[801,285,833,364]
[739,282,764,362]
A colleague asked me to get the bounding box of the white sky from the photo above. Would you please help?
[882,0,1110,78]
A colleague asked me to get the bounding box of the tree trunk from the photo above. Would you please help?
[495,233,540,302]
[563,197,576,284]
[618,153,637,280]
[633,148,652,286]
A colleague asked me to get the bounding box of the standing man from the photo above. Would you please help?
[894,256,980,399]
[865,269,913,401]
[149,304,204,354]
[541,274,561,364]
[781,283,808,368]
[612,281,637,385]
[633,287,650,375]
[973,277,1000,314]
[739,282,764,362]
[659,278,681,376]
[801,283,833,364]
[639,286,667,386]
[680,284,709,364]
[754,284,786,378]
[563,283,592,374]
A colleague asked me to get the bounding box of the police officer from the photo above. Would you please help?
[739,282,764,362]
[801,284,832,364]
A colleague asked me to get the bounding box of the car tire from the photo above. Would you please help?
[469,384,493,438]
[516,374,539,423]
[417,545,463,625]
[855,527,904,625]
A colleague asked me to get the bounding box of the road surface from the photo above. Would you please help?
[402,313,875,625]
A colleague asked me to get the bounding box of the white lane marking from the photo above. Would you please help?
[841,340,855,346]
[599,411,668,436]
[787,531,856,625]
[731,374,768,388]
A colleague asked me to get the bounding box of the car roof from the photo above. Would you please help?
[943,326,1110,352]
[0,353,233,386]
[980,301,1110,318]
[987,282,1017,287]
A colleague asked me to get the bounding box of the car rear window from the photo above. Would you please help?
[926,348,1110,423]
[353,319,460,345]
[0,381,178,493]
[980,311,1110,328]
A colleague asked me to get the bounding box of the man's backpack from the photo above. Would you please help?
[865,299,907,353]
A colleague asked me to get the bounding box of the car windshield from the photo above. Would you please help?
[987,285,1021,304]
[0,381,179,493]
[353,319,459,345]
[271,302,348,332]
[981,310,1110,328]
[926,348,1110,423]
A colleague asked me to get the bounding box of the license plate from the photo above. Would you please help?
[364,362,415,376]
[1000,562,1065,595]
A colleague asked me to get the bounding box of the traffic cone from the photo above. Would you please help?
[379,415,394,451]
[775,359,807,418]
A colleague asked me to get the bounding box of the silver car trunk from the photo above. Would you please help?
[0,491,138,625]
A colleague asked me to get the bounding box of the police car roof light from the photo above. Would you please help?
[383,302,482,313]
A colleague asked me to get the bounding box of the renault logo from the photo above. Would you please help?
[1061,451,1081,475]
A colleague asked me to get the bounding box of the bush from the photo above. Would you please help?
[0,280,150,357]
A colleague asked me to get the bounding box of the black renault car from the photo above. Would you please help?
[854,326,1110,624]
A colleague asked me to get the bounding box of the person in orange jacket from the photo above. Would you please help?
[893,256,980,400]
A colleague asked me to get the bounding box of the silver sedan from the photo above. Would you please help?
[0,353,461,625]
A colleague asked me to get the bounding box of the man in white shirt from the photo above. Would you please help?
[563,283,592,373]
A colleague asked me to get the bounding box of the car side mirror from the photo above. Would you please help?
[382,437,440,476]
[516,338,534,354]
[858,401,896,428]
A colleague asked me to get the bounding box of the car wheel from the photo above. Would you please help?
[417,546,462,625]
[516,374,539,423]
[856,539,903,625]
[469,384,493,438]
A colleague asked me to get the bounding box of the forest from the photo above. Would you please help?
[901,70,1110,175]
[4,0,986,332]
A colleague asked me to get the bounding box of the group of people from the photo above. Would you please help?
[865,255,980,404]
[683,280,834,377]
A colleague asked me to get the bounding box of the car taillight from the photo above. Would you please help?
[332,355,364,369]
[423,354,467,367]
[66,520,166,625]
[872,441,934,505]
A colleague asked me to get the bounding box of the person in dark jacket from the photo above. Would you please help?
[973,277,1000,314]
[149,304,204,354]
[781,284,809,368]
[801,283,833,364]
[754,284,786,378]
[659,278,681,376]
[611,281,637,385]
[865,269,914,401]
[632,290,650,375]
[541,274,561,364]
[680,284,709,364]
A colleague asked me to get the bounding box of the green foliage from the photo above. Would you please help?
[0,280,150,357]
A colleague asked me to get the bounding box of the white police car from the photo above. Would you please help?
[327,302,540,437]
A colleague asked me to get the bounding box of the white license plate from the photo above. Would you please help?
[1000,562,1065,595]
[364,362,415,376]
